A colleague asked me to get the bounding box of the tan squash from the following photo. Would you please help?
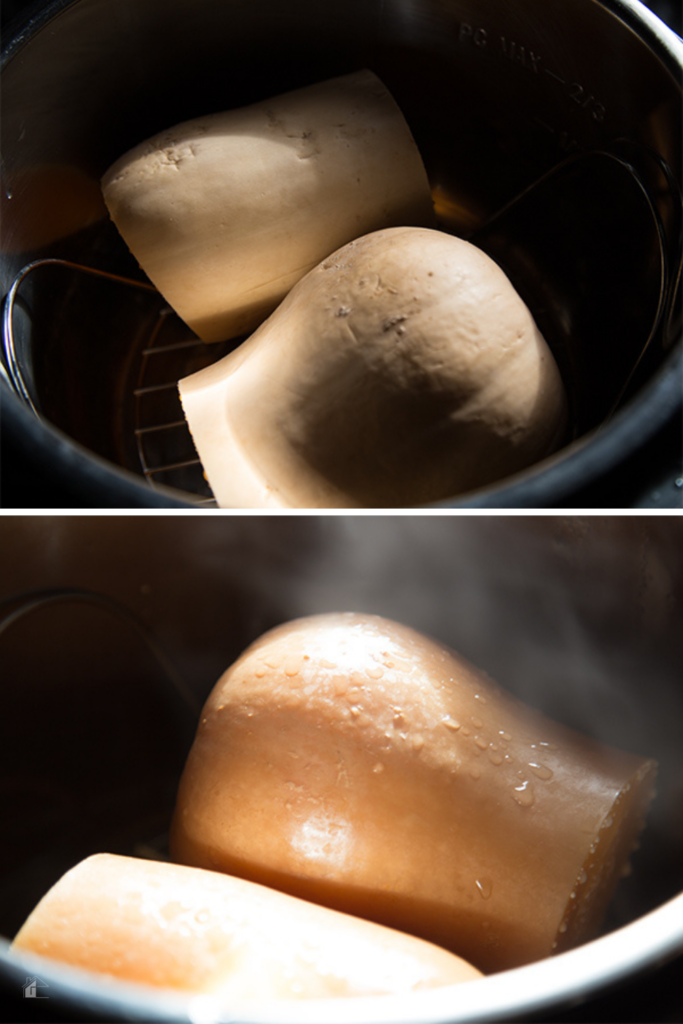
[171,612,657,973]
[11,853,482,999]
[101,70,433,343]
[179,226,568,508]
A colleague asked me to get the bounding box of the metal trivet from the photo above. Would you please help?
[132,305,227,505]
[2,259,234,505]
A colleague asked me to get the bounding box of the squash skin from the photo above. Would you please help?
[11,853,482,999]
[102,70,434,343]
[171,612,657,973]
[179,227,568,508]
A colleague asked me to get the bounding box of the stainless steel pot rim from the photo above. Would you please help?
[609,0,683,64]
[1,890,682,1023]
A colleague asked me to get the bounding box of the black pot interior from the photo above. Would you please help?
[1,0,681,506]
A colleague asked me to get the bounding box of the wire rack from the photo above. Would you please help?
[134,317,209,499]
[1,259,236,506]
[132,305,228,505]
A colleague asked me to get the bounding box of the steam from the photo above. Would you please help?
[233,514,682,921]
[246,515,680,757]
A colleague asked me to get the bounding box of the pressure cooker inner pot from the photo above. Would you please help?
[1,0,681,505]
[0,516,682,1020]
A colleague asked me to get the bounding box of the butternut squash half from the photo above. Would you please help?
[102,71,434,343]
[179,227,567,507]
[171,613,657,973]
[11,853,482,999]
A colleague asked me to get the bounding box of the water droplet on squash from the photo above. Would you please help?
[512,780,535,806]
[443,716,461,731]
[528,762,554,781]
[475,877,493,899]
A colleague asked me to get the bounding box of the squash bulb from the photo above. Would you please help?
[179,227,568,508]
[170,612,657,973]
